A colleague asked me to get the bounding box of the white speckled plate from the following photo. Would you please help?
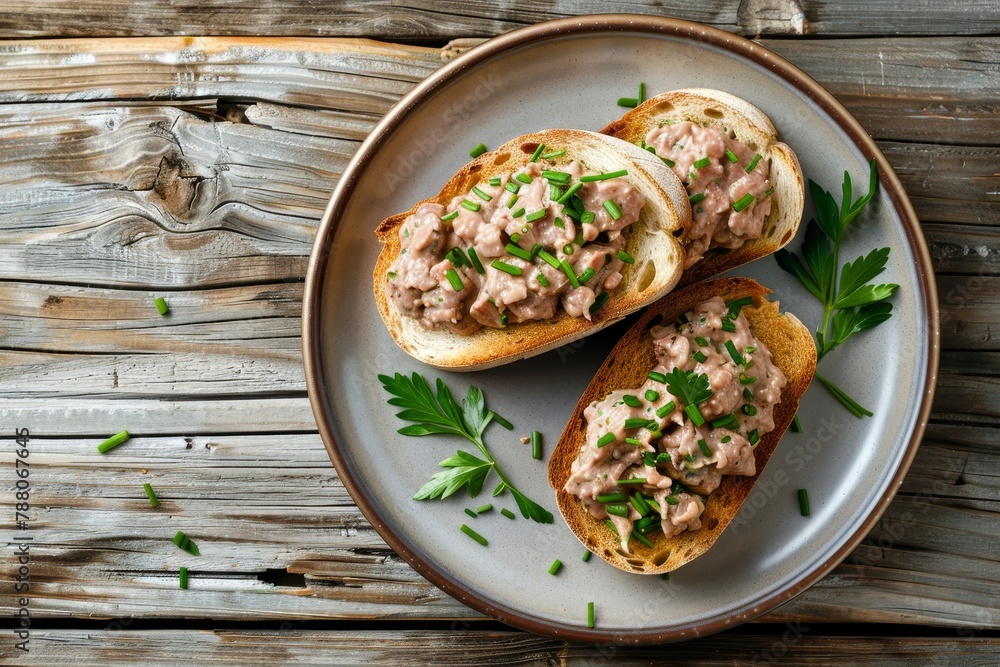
[303,15,938,644]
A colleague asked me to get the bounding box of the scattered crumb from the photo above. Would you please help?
[141,469,147,474]
[520,436,530,444]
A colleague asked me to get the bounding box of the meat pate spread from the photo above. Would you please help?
[564,296,787,552]
[644,122,773,268]
[386,158,644,334]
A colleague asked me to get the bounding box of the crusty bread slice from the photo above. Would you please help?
[547,277,816,574]
[373,129,691,371]
[600,88,805,288]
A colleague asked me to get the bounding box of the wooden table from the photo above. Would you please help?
[1,4,997,663]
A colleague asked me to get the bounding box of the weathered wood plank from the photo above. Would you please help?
[3,1,1000,39]
[4,630,999,666]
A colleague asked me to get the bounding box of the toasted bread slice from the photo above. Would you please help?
[547,277,816,574]
[373,129,691,371]
[601,88,805,288]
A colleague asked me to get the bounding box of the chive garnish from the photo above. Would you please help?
[726,296,753,318]
[501,508,516,520]
[587,601,595,628]
[732,193,755,212]
[616,250,634,264]
[541,149,566,160]
[574,231,584,246]
[693,157,711,169]
[515,173,532,184]
[665,494,679,506]
[746,345,757,353]
[172,531,199,556]
[441,210,459,221]
[447,247,469,268]
[692,351,707,363]
[596,492,626,504]
[661,572,670,581]
[740,373,757,385]
[580,169,629,183]
[596,433,616,448]
[797,488,811,516]
[505,243,532,261]
[472,186,492,202]
[648,371,667,383]
[661,156,676,167]
[622,394,642,408]
[603,200,622,220]
[725,340,746,366]
[505,181,520,194]
[476,503,493,514]
[577,267,596,285]
[537,273,550,288]
[470,142,488,158]
[632,531,655,548]
[511,207,525,218]
[698,439,712,457]
[489,177,502,187]
[548,559,563,575]
[444,269,464,292]
[580,211,595,224]
[644,390,660,402]
[745,153,762,172]
[461,199,481,212]
[506,193,519,208]
[624,417,651,429]
[465,508,478,518]
[791,414,802,433]
[605,503,629,517]
[689,193,706,204]
[387,271,398,279]
[541,170,571,184]
[526,209,547,222]
[537,249,560,269]
[695,336,708,347]
[630,493,650,516]
[721,318,737,332]
[467,248,486,274]
[143,482,160,508]
[531,431,542,460]
[749,429,760,446]
[563,244,574,255]
[743,387,755,403]
[553,217,565,229]
[617,97,638,108]
[461,524,488,546]
[624,437,643,446]
[655,401,675,418]
[97,429,130,454]
[685,404,706,427]
[556,181,583,204]
[725,149,738,163]
[499,313,508,326]
[764,187,774,197]
[179,567,188,589]
[491,260,522,276]
[560,260,580,288]
[582,550,592,562]
[721,435,732,443]
[529,143,546,162]
[742,404,758,416]
[711,413,739,430]
[154,297,169,316]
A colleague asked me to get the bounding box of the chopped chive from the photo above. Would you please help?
[97,429,130,454]
[143,482,160,508]
[692,350,707,363]
[638,81,646,104]
[470,142,488,158]
[631,531,655,548]
[505,243,532,261]
[537,272,550,288]
[711,413,739,430]
[461,199,481,212]
[386,271,398,279]
[548,559,563,575]
[624,417,651,429]
[721,318,737,333]
[685,404,705,427]
[798,488,811,516]
[172,531,199,556]
[541,170,571,184]
[529,143,546,162]
[693,157,711,169]
[491,260,522,276]
[694,336,708,347]
[698,439,712,457]
[491,412,514,430]
[587,601,595,628]
[553,217,565,229]
[526,209,547,222]
[603,200,622,220]
[792,414,803,433]
[740,373,757,385]
[721,435,732,443]
[564,207,580,221]
[582,550,592,562]
[745,153,762,172]
[574,231,584,246]
[577,267,596,284]
[645,390,660,402]
[511,207,525,218]
[749,429,760,446]
[515,173,532,184]
[563,244,575,255]
[179,566,188,589]
[616,250,634,264]
[444,269,464,292]
[746,345,757,353]
[725,340,746,366]
[580,169,629,183]
[605,503,629,517]
[467,248,486,274]
[511,233,521,244]
[489,176,502,186]
[624,437,643,446]
[465,508,478,518]
[661,156,676,167]
[476,503,493,514]
[460,524,488,546]
[617,97,638,108]
[621,394,641,408]
[441,210,459,221]
[742,404,758,416]
[541,149,566,160]
[596,432,616,448]
[154,297,169,316]
[764,187,774,197]
[472,186,492,202]
[665,494,679,506]
[560,260,580,288]
[447,247,469,268]
[505,181,520,194]
[661,572,670,581]
[604,519,618,535]
[743,387,755,402]
[630,493,650,516]
[732,193,755,212]
[501,508,516,520]
[556,181,584,204]
[725,149,739,163]
[648,371,667,383]
[529,243,543,259]
[506,193,519,208]
[655,401,676,418]
[580,211,596,224]
[596,492,626,504]
[537,249,560,269]
[690,193,708,206]
[531,431,542,460]
[726,296,754,318]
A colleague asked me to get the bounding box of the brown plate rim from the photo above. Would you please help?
[302,14,940,644]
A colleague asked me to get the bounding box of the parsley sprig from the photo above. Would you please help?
[775,159,899,418]
[378,372,554,524]
[664,368,713,426]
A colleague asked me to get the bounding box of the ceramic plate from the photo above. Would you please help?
[303,15,938,643]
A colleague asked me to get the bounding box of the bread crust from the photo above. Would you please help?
[600,88,805,289]
[546,277,817,574]
[373,129,691,371]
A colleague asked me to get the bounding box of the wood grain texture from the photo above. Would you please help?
[3,630,998,665]
[3,1,1000,39]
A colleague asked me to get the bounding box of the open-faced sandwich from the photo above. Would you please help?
[601,88,804,289]
[547,277,816,574]
[374,129,691,371]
